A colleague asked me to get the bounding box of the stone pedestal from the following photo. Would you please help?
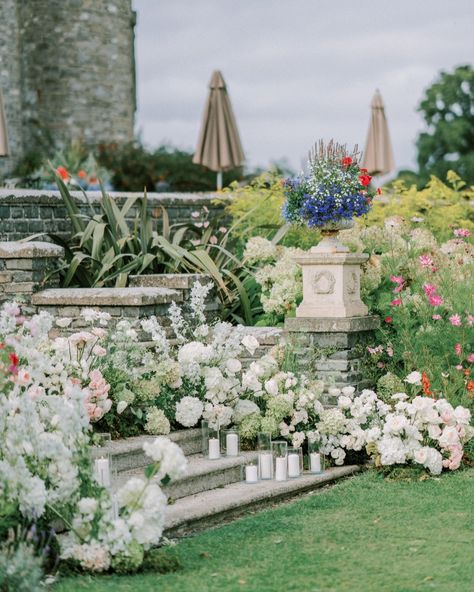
[295,252,368,318]
[285,315,380,396]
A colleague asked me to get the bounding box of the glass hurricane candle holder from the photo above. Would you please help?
[223,429,240,457]
[272,440,288,482]
[287,446,303,478]
[201,420,209,456]
[242,459,259,484]
[208,427,221,460]
[257,432,273,480]
[90,433,112,488]
[308,440,325,474]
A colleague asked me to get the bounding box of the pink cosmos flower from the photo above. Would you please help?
[423,283,437,296]
[449,314,462,327]
[429,294,443,306]
[455,364,463,370]
[391,298,402,306]
[390,275,404,285]
[467,353,474,363]
[453,228,471,238]
[432,314,442,320]
[454,343,462,356]
[392,284,404,294]
[419,255,433,267]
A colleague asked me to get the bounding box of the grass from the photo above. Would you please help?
[54,468,474,592]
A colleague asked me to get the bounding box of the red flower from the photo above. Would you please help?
[8,352,19,366]
[359,174,372,187]
[342,156,352,166]
[377,188,382,195]
[56,166,69,181]
[421,371,433,397]
[77,169,87,179]
[391,298,402,306]
[384,316,392,324]
[359,168,368,173]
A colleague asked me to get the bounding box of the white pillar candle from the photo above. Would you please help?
[288,453,300,478]
[258,452,273,479]
[226,433,239,456]
[208,438,220,460]
[275,456,287,481]
[111,495,119,520]
[245,465,258,483]
[310,452,322,473]
[95,457,110,487]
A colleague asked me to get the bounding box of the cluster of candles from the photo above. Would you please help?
[202,422,325,484]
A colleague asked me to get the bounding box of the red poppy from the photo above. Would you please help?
[384,316,392,324]
[341,156,352,166]
[359,174,372,187]
[77,169,87,179]
[56,166,69,181]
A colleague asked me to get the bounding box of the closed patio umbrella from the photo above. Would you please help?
[362,90,395,175]
[0,90,9,157]
[193,70,245,190]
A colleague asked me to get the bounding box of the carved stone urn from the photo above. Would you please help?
[295,222,368,318]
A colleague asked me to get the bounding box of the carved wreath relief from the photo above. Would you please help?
[312,271,335,294]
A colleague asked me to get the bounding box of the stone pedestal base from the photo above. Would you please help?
[285,315,379,396]
[295,252,368,318]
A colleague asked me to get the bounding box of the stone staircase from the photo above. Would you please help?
[105,429,360,537]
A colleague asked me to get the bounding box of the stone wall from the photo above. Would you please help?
[0,0,136,177]
[0,189,228,241]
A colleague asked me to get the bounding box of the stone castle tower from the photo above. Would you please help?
[0,0,136,177]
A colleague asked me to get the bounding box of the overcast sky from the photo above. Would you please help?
[133,0,473,173]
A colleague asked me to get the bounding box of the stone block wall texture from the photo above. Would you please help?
[0,0,135,177]
[0,190,228,241]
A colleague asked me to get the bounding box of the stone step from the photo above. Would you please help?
[114,451,259,500]
[164,465,360,537]
[103,429,202,473]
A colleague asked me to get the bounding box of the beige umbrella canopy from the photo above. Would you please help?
[0,90,9,157]
[362,90,395,175]
[193,70,245,189]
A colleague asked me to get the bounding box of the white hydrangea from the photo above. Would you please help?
[175,396,204,427]
[142,437,188,482]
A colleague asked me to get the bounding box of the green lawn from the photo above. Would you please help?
[54,469,474,592]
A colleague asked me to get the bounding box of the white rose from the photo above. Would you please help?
[453,406,471,425]
[226,358,242,374]
[405,371,422,385]
[438,426,460,448]
[414,447,429,465]
[337,395,352,410]
[264,378,279,397]
[341,386,355,397]
[242,335,259,355]
[427,424,442,439]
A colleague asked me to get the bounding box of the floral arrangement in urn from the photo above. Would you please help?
[282,139,377,229]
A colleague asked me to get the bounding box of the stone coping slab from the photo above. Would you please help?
[32,286,182,306]
[285,315,379,333]
[0,241,64,258]
[294,252,369,265]
[129,273,210,289]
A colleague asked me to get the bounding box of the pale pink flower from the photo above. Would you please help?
[453,228,471,238]
[391,298,402,306]
[454,343,462,356]
[387,346,394,358]
[92,345,107,357]
[191,211,200,218]
[455,364,463,370]
[419,254,433,267]
[218,227,227,234]
[429,294,443,307]
[209,236,218,245]
[203,221,210,228]
[432,314,442,320]
[392,284,404,294]
[467,353,474,363]
[467,315,474,326]
[449,314,462,326]
[442,444,463,471]
[390,275,404,285]
[92,327,107,339]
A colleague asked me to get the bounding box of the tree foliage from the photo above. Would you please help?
[416,65,474,185]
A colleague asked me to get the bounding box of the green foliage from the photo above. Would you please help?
[224,172,321,249]
[141,548,181,574]
[417,64,474,185]
[97,141,245,192]
[369,172,474,241]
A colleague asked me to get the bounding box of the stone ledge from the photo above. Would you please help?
[31,287,183,307]
[285,315,379,333]
[129,273,211,290]
[295,252,369,265]
[238,326,285,345]
[0,241,64,259]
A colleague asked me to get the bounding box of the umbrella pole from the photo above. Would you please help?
[217,170,223,191]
